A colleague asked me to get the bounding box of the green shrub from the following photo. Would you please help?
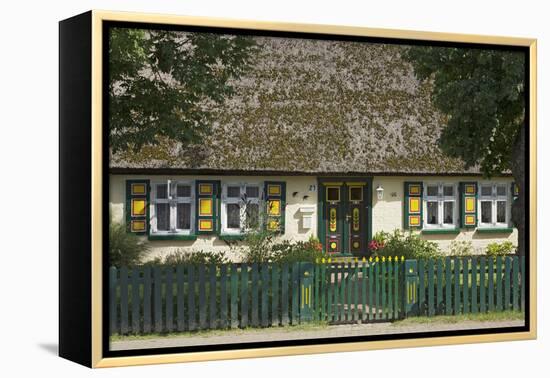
[448,241,474,257]
[486,241,516,257]
[371,229,443,260]
[109,221,150,267]
[241,229,276,263]
[240,232,326,264]
[144,250,231,266]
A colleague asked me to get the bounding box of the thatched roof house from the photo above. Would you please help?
[109,33,516,259]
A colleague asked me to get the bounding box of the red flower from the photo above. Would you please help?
[368,240,385,251]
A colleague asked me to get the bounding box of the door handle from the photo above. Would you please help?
[345,214,351,222]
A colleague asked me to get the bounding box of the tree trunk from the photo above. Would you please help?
[510,125,526,257]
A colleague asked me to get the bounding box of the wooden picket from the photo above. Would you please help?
[471,257,478,314]
[479,257,486,313]
[445,257,451,315]
[272,264,279,326]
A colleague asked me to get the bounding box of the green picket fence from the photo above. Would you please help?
[109,255,525,335]
[410,255,526,317]
[109,263,307,335]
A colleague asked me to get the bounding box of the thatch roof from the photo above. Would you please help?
[110,35,482,175]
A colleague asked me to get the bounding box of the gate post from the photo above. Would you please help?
[299,262,314,322]
[404,260,419,317]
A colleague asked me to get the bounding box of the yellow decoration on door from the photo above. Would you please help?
[352,208,360,231]
[353,241,360,249]
[330,242,337,250]
[131,199,146,216]
[329,208,337,232]
[465,214,476,225]
[199,198,213,216]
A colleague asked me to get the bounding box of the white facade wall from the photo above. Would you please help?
[110,174,517,261]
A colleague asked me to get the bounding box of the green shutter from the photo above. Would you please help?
[196,180,220,234]
[403,182,423,230]
[459,182,477,228]
[126,179,150,235]
[264,181,286,233]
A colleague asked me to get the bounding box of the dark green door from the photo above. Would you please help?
[319,179,371,256]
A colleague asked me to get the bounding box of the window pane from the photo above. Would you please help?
[481,201,492,223]
[427,201,438,225]
[245,186,259,198]
[327,187,339,201]
[496,185,506,196]
[227,203,240,228]
[227,186,241,198]
[245,203,259,229]
[481,186,492,197]
[156,203,170,231]
[176,203,191,230]
[156,184,168,199]
[427,186,438,197]
[497,201,506,223]
[443,202,454,224]
[443,185,454,196]
[177,185,191,198]
[350,187,362,201]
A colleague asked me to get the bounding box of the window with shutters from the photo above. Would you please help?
[150,180,194,235]
[479,183,509,228]
[423,183,458,229]
[221,183,261,234]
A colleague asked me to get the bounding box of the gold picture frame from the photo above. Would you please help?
[59,9,537,368]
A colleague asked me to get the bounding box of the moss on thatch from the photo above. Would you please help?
[110,36,479,175]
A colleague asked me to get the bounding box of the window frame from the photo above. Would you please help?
[423,182,458,230]
[478,182,510,228]
[150,180,195,236]
[221,182,262,235]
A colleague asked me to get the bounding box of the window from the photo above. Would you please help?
[151,181,194,235]
[222,183,261,234]
[424,183,457,229]
[479,183,509,227]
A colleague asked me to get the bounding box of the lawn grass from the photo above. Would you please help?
[110,320,329,342]
[391,311,524,327]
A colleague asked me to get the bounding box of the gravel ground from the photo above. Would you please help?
[110,319,524,351]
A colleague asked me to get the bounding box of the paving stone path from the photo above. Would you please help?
[110,320,524,351]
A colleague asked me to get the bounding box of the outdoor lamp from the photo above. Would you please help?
[376,185,384,200]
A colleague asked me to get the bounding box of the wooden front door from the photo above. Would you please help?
[319,178,372,256]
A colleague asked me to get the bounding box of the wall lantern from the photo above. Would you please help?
[376,185,384,200]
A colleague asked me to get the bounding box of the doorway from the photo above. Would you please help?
[318,178,372,257]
